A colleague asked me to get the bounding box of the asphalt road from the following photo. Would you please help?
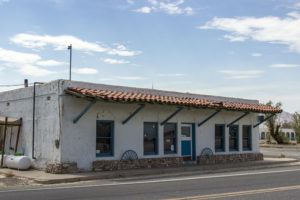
[1,166,300,200]
[261,147,300,159]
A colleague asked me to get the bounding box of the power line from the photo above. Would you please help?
[0,83,33,87]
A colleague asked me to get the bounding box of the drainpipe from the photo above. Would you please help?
[32,82,44,159]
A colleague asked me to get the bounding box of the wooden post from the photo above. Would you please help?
[1,117,8,168]
[14,118,22,153]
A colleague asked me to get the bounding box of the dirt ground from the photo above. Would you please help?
[0,173,32,187]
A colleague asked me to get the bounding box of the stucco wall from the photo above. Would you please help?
[59,80,260,170]
[0,80,62,168]
[0,80,261,171]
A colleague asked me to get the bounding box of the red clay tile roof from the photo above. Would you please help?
[65,87,282,113]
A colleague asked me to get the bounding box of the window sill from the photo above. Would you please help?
[243,149,252,151]
[164,151,177,155]
[144,152,158,156]
[96,153,113,157]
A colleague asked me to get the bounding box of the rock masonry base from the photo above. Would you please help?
[45,153,263,173]
[93,157,184,171]
[197,153,264,165]
[45,162,78,174]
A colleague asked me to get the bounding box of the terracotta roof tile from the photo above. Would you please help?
[66,87,282,113]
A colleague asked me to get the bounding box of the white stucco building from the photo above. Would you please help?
[259,125,296,142]
[0,80,282,173]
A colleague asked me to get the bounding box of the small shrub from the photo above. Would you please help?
[278,154,286,158]
[5,171,14,178]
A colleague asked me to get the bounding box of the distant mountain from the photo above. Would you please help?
[278,111,293,123]
[260,111,294,130]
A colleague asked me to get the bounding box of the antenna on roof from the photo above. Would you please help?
[67,44,72,80]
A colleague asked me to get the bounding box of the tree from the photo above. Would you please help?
[292,112,300,142]
[265,101,285,144]
[281,120,292,129]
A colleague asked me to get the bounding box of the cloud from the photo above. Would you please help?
[72,68,98,74]
[126,0,134,4]
[18,65,57,77]
[135,6,151,13]
[219,70,264,75]
[158,73,184,77]
[219,70,264,79]
[199,12,300,53]
[36,60,67,67]
[251,53,262,57]
[10,34,141,57]
[107,44,141,56]
[0,0,9,5]
[116,76,146,80]
[0,47,41,64]
[11,33,107,52]
[135,0,194,15]
[291,2,300,10]
[270,64,300,68]
[99,78,116,82]
[0,47,67,76]
[225,75,261,79]
[223,35,247,42]
[103,58,130,64]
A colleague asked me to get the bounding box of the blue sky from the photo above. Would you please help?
[0,0,300,113]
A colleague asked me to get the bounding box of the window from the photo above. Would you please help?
[229,125,239,151]
[287,132,290,138]
[215,124,225,152]
[96,121,114,156]
[243,125,252,151]
[164,123,177,154]
[144,122,158,155]
[291,132,295,138]
[261,132,266,140]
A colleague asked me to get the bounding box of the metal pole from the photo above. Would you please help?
[68,44,72,80]
[1,117,8,168]
[32,82,43,159]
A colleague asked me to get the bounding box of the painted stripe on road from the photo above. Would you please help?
[164,184,300,200]
[1,168,300,193]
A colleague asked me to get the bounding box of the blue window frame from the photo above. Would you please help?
[144,122,158,155]
[229,125,239,151]
[243,125,252,151]
[164,123,177,154]
[96,120,114,157]
[215,124,225,152]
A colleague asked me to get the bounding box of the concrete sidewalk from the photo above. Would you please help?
[0,157,298,185]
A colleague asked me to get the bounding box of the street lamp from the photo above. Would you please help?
[68,44,72,80]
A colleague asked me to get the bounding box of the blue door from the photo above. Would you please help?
[181,124,192,156]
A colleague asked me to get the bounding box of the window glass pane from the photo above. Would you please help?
[229,126,238,151]
[181,126,191,137]
[243,126,251,150]
[164,124,176,153]
[96,121,113,155]
[96,138,111,154]
[144,123,157,154]
[97,122,111,137]
[215,125,224,151]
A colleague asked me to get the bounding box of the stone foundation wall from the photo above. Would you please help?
[45,162,78,174]
[197,153,263,165]
[93,157,184,171]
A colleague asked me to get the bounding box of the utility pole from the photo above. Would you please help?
[68,44,72,80]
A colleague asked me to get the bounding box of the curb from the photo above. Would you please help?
[32,159,300,185]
